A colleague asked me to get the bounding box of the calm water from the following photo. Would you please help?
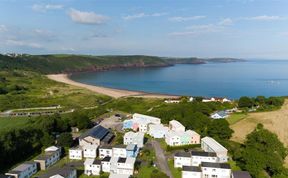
[70,60,288,99]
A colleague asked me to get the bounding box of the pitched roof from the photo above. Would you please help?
[93,160,101,165]
[232,171,252,178]
[101,156,111,162]
[201,137,228,152]
[174,152,191,157]
[201,162,231,169]
[100,145,112,149]
[191,151,217,157]
[44,146,59,152]
[79,125,109,140]
[113,145,127,148]
[118,158,127,163]
[37,168,76,178]
[182,166,201,172]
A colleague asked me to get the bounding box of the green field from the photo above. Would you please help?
[227,113,247,125]
[0,117,30,132]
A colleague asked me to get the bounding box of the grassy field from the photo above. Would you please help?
[227,113,248,125]
[168,159,181,178]
[0,117,30,132]
[231,99,288,146]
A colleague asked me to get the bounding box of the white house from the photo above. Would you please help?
[191,151,218,166]
[83,145,98,158]
[182,166,202,178]
[164,99,180,104]
[165,131,181,146]
[69,146,83,160]
[112,145,127,158]
[132,113,161,125]
[201,137,228,162]
[123,131,144,148]
[5,161,37,178]
[186,130,201,144]
[116,157,136,176]
[169,120,185,132]
[188,97,194,102]
[101,156,112,173]
[201,162,231,178]
[34,146,61,170]
[109,174,131,178]
[165,130,200,146]
[148,124,168,138]
[99,146,113,159]
[84,159,101,176]
[174,152,192,168]
[210,111,229,119]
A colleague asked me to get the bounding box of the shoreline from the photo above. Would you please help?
[47,74,180,99]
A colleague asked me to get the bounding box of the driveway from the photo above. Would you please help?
[151,140,173,178]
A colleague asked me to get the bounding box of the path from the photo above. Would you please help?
[151,140,173,178]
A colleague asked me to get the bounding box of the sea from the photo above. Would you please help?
[70,60,288,99]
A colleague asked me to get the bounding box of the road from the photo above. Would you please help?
[151,140,173,178]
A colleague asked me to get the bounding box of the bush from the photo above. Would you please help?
[166,144,200,151]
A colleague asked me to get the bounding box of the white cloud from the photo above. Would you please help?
[68,8,109,25]
[32,4,63,12]
[122,12,167,20]
[244,15,285,21]
[218,18,233,26]
[0,25,7,32]
[6,39,42,49]
[169,16,206,22]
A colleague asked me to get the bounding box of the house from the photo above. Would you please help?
[101,156,112,173]
[191,151,218,166]
[123,131,144,148]
[202,97,216,102]
[126,144,138,158]
[201,137,228,162]
[182,166,202,178]
[79,125,114,147]
[165,130,200,146]
[69,146,82,160]
[132,113,161,125]
[116,157,136,175]
[83,145,98,158]
[201,162,231,178]
[174,152,192,168]
[37,168,77,178]
[109,157,120,174]
[99,146,113,159]
[188,97,194,102]
[109,174,131,178]
[5,161,37,178]
[148,124,168,138]
[84,159,101,176]
[113,145,127,158]
[232,171,252,178]
[222,98,232,103]
[138,120,149,133]
[186,130,201,144]
[164,99,180,104]
[169,120,185,132]
[123,119,133,130]
[71,127,79,133]
[34,146,61,170]
[210,111,229,119]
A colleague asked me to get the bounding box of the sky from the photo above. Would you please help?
[1,0,288,59]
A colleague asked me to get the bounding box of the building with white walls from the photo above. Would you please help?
[201,137,228,162]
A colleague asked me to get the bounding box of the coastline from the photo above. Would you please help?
[47,74,179,99]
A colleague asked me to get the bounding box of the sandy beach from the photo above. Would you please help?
[47,74,179,99]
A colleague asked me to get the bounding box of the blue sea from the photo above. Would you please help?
[70,60,288,99]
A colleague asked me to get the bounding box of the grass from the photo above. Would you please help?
[136,165,158,178]
[227,113,247,125]
[0,117,30,132]
[168,159,181,178]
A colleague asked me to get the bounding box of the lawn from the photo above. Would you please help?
[227,113,247,125]
[168,159,181,178]
[136,165,158,178]
[0,117,30,132]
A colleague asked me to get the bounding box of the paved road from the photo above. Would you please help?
[151,140,173,178]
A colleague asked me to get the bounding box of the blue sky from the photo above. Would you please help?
[1,0,288,59]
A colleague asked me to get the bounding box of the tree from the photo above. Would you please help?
[238,96,254,108]
[41,132,55,147]
[207,119,234,140]
[57,132,73,147]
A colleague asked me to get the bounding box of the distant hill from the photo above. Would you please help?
[0,54,245,74]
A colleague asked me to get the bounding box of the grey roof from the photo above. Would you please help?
[182,166,201,172]
[118,158,127,163]
[100,145,113,149]
[201,162,231,169]
[35,152,56,161]
[232,171,252,178]
[37,168,76,178]
[93,160,102,165]
[126,144,137,151]
[102,132,115,143]
[0,175,13,178]
[114,145,127,148]
[175,152,191,157]
[79,125,109,140]
[216,111,228,117]
[8,162,36,173]
[191,151,217,157]
[102,156,111,162]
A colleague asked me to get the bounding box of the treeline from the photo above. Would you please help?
[238,96,284,111]
[0,111,92,172]
[225,124,288,178]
